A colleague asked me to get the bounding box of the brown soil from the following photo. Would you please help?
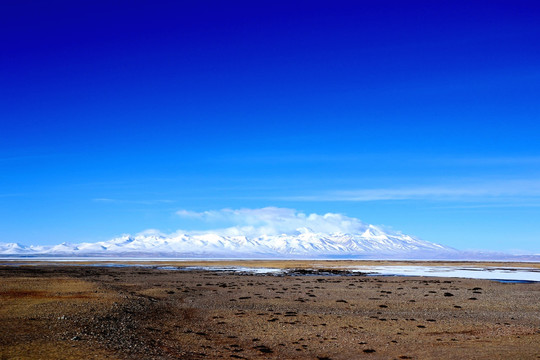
[4,260,540,269]
[1,263,539,359]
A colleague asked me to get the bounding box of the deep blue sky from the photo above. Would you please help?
[1,1,540,252]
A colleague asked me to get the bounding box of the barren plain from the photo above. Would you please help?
[1,262,539,359]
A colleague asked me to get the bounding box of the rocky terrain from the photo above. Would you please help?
[1,263,539,359]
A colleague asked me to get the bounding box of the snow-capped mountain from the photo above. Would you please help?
[0,225,456,259]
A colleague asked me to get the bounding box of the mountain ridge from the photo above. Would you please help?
[0,225,457,259]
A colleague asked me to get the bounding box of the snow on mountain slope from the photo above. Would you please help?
[0,226,455,258]
[0,242,29,255]
[0,208,461,258]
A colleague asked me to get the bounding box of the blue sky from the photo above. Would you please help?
[1,1,540,253]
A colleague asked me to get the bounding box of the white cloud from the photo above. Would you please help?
[136,228,168,237]
[93,198,175,205]
[93,198,117,203]
[282,180,540,202]
[175,209,208,218]
[176,207,375,236]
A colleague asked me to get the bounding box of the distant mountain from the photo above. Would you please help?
[0,225,458,259]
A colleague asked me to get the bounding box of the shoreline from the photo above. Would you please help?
[1,260,539,283]
[2,259,540,268]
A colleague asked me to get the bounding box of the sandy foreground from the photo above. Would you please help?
[0,261,539,359]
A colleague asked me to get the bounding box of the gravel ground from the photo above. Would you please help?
[1,264,539,359]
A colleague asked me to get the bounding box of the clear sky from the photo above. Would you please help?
[1,1,540,253]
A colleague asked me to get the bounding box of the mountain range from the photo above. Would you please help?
[0,225,458,259]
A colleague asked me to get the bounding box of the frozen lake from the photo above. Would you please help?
[1,260,539,282]
[156,264,540,282]
[347,265,540,282]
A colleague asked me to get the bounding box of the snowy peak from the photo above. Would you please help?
[0,227,455,258]
[0,242,29,254]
